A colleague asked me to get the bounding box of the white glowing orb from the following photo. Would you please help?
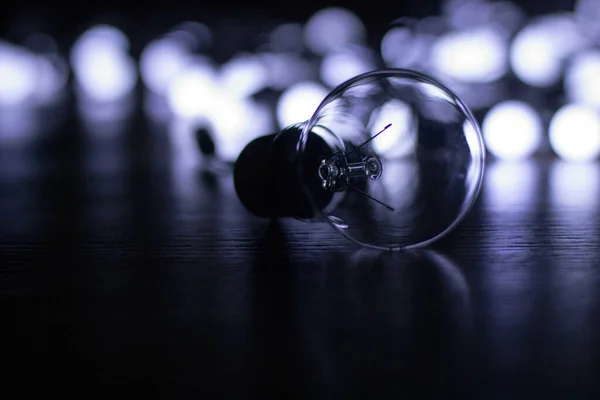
[70,26,137,102]
[510,15,586,88]
[431,25,508,83]
[320,48,376,89]
[368,99,416,159]
[276,81,329,128]
[483,101,543,160]
[304,7,366,56]
[0,41,38,106]
[139,38,195,95]
[166,63,218,119]
[565,50,600,109]
[219,54,269,98]
[169,95,274,163]
[208,94,274,161]
[549,104,600,162]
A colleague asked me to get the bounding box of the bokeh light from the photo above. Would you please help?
[0,3,599,169]
[219,54,269,97]
[430,25,508,84]
[369,99,417,158]
[304,7,366,56]
[549,104,600,162]
[320,46,377,89]
[70,25,137,102]
[510,14,586,88]
[276,81,328,128]
[166,60,218,120]
[0,41,40,107]
[140,37,194,96]
[564,50,600,109]
[483,100,543,160]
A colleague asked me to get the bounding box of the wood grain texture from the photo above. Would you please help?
[1,126,599,398]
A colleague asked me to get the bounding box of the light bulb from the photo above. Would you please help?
[234,69,485,251]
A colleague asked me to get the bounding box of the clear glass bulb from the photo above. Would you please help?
[294,69,485,251]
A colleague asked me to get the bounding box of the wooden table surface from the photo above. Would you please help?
[1,113,599,398]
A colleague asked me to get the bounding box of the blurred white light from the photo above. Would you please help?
[140,38,195,95]
[70,25,137,102]
[482,101,543,160]
[169,96,274,163]
[549,104,600,162]
[34,54,69,105]
[430,25,508,83]
[166,62,218,119]
[76,25,130,51]
[21,33,70,105]
[575,0,600,40]
[565,50,600,109]
[320,47,376,89]
[550,161,600,210]
[219,54,269,98]
[510,15,587,88]
[304,7,366,56]
[208,94,274,161]
[276,81,328,128]
[0,41,38,106]
[380,27,435,70]
[368,99,416,158]
[259,53,315,90]
[484,161,540,212]
[270,23,304,53]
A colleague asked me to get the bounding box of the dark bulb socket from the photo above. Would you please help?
[233,126,334,220]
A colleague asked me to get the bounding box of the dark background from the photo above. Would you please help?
[2,0,600,398]
[0,0,576,43]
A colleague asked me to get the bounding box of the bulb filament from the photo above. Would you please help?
[317,124,394,211]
